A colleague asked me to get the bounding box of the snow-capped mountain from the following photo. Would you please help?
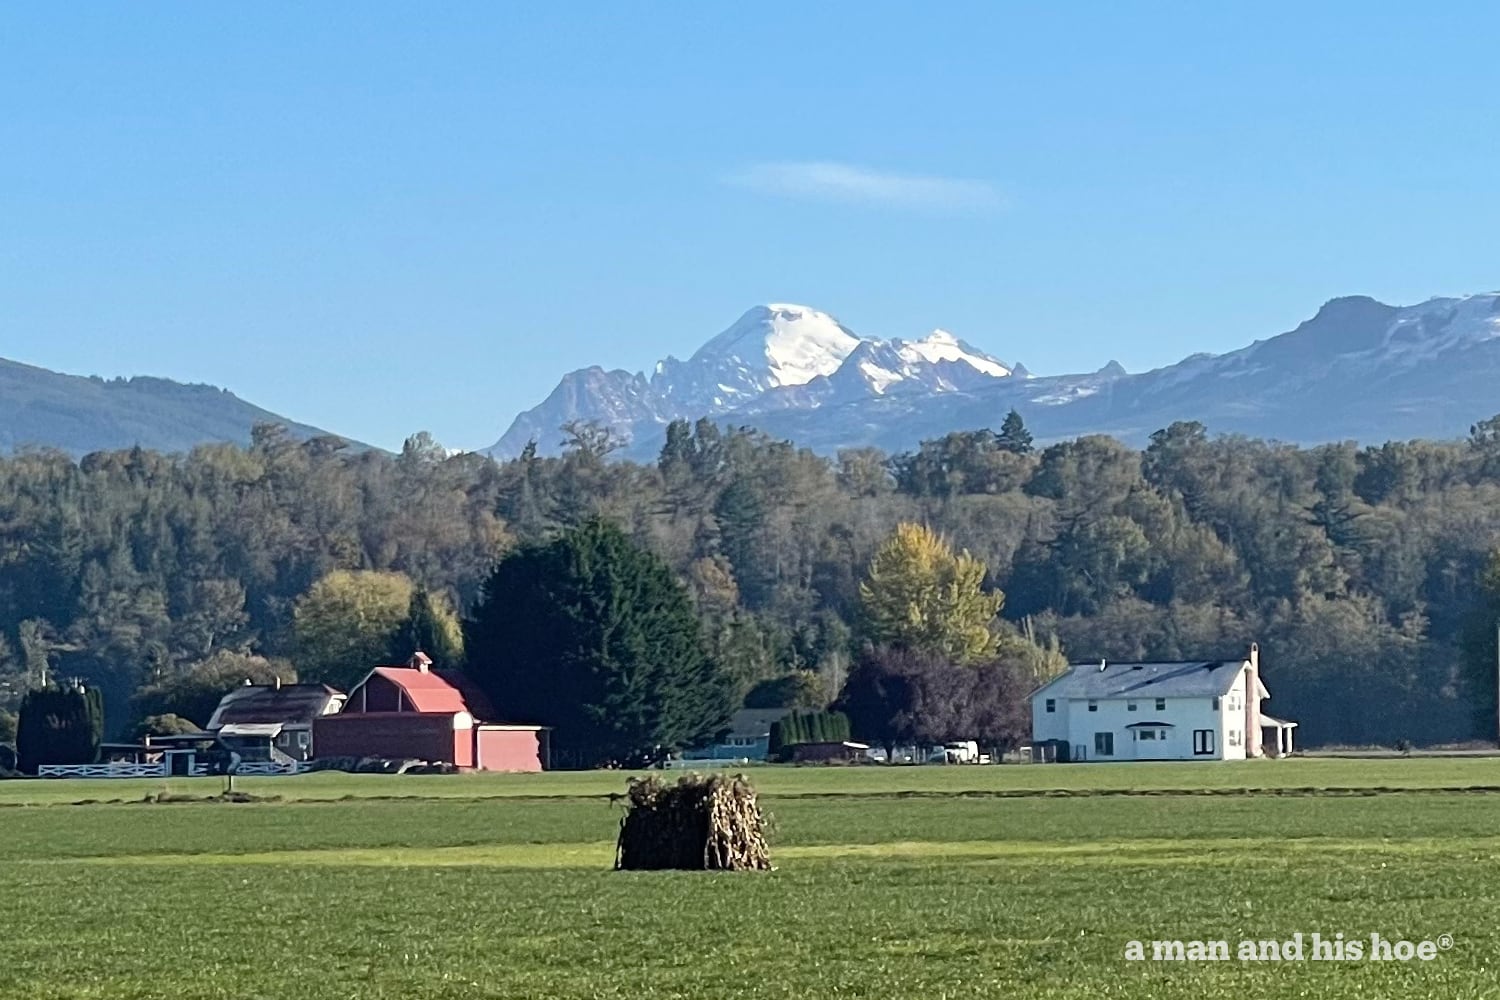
[653,304,861,409]
[486,291,1500,461]
[485,304,1017,457]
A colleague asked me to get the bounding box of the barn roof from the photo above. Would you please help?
[361,666,498,720]
[1033,659,1266,701]
[207,683,345,731]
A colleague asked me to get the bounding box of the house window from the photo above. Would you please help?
[296,731,310,748]
[1193,729,1215,755]
[1155,698,1166,711]
[1045,699,1055,713]
[1212,696,1221,710]
[1138,729,1155,741]
[1088,700,1098,712]
[1227,729,1240,747]
[1094,732,1114,756]
[1127,701,1137,712]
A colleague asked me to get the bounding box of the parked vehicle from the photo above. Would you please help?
[942,740,981,764]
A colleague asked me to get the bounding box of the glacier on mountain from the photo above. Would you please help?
[485,291,1500,461]
[486,304,1014,458]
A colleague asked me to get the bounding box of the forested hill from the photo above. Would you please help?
[0,357,345,455]
[3,416,1500,750]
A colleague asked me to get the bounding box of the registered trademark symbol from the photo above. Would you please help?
[1437,934,1454,951]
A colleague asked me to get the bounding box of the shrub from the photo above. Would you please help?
[768,710,853,761]
[132,713,202,741]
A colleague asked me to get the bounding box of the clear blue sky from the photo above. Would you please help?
[3,3,1499,451]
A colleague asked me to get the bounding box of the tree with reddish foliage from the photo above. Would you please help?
[967,656,1034,750]
[835,645,1032,755]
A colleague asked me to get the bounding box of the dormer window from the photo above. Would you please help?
[1155,698,1166,711]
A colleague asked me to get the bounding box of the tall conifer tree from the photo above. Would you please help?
[465,518,733,766]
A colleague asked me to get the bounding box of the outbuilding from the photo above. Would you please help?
[313,653,549,771]
[206,679,345,762]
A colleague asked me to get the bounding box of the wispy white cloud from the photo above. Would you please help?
[725,161,1003,212]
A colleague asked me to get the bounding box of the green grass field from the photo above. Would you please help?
[3,760,1498,999]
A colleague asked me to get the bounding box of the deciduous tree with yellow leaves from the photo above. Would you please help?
[857,522,1003,664]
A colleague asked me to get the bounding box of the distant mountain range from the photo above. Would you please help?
[7,291,1500,460]
[0,358,341,456]
[486,292,1500,460]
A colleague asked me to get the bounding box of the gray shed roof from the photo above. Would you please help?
[207,683,345,730]
[1035,660,1260,701]
[726,708,795,739]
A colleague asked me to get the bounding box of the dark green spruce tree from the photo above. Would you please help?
[465,518,733,766]
[997,409,1034,455]
[386,587,465,669]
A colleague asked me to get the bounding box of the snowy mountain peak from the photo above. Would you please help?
[489,305,1007,457]
[485,289,1500,462]
[899,329,1011,378]
[690,304,861,390]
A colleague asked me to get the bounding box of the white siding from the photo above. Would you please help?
[1031,690,1070,744]
[1030,663,1260,762]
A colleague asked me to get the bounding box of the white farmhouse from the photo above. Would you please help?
[1029,644,1296,761]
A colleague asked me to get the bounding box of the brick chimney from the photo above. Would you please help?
[1244,643,1262,758]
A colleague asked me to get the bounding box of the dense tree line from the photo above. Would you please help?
[2,411,1500,748]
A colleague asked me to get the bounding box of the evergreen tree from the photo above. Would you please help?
[386,587,466,669]
[465,518,733,766]
[997,409,1034,455]
[1458,549,1500,739]
[16,683,103,772]
[713,476,768,605]
[858,523,1003,664]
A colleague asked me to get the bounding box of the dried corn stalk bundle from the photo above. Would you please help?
[614,773,772,871]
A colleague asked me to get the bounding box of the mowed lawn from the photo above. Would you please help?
[2,760,1499,999]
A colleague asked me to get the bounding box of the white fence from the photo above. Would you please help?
[37,763,168,779]
[36,760,306,779]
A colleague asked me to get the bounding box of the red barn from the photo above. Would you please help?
[313,653,549,771]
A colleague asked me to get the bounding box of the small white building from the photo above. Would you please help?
[1029,644,1296,762]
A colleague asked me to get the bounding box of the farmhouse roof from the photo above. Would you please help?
[1034,659,1267,701]
[207,683,345,731]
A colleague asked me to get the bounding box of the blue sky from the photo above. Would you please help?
[3,3,1499,451]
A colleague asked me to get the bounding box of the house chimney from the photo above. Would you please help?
[1098,659,1107,672]
[1244,643,1262,758]
[408,651,432,673]
[274,676,282,690]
